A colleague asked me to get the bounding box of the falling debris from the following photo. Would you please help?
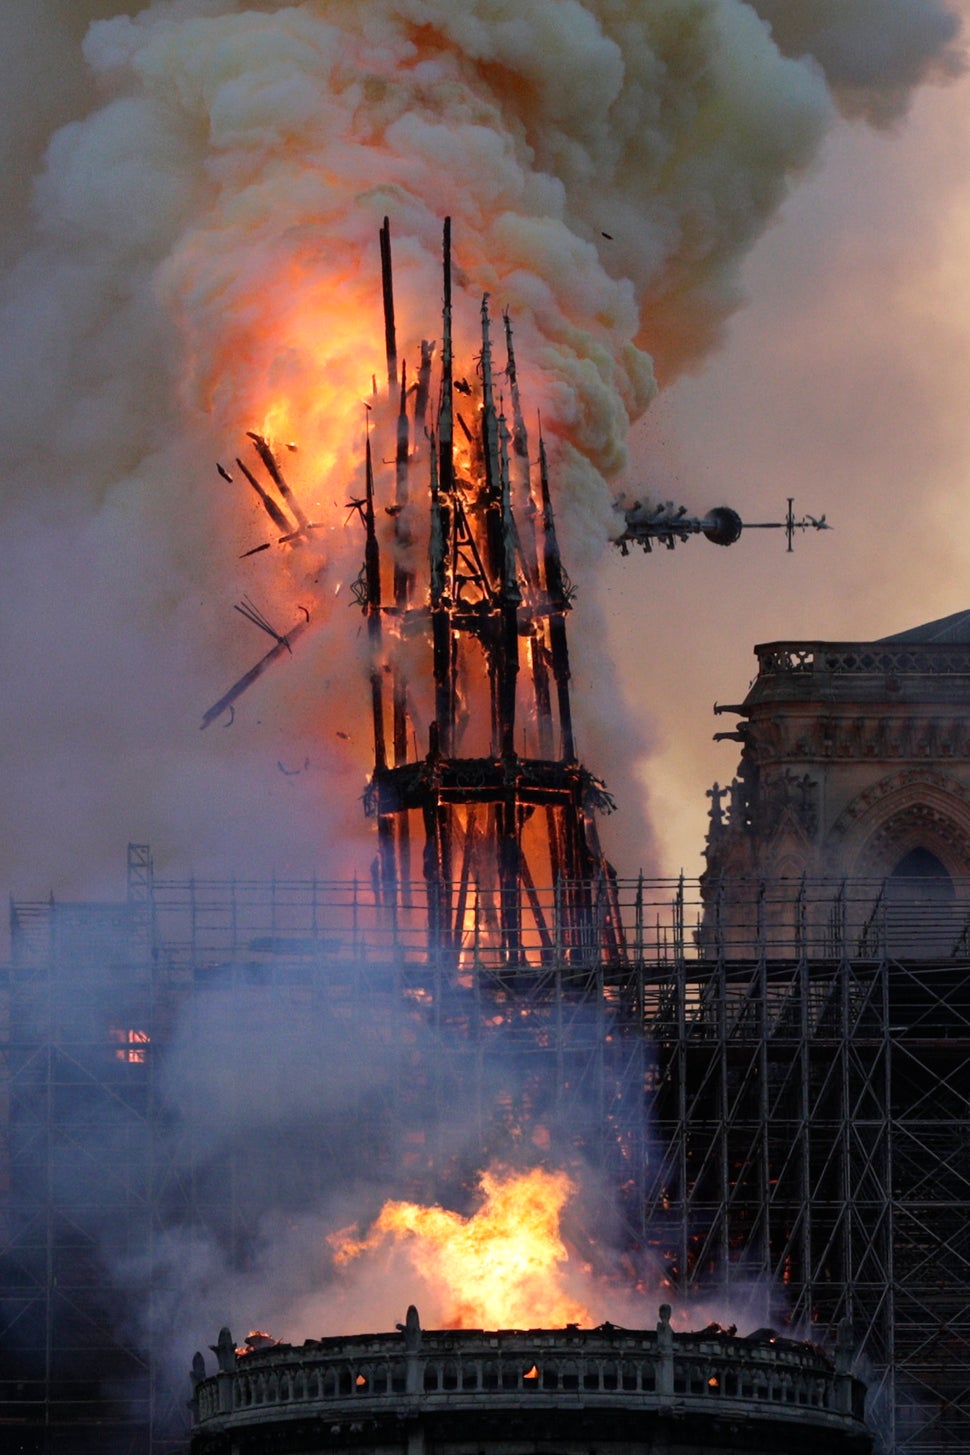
[245,431,311,532]
[200,608,312,729]
[234,596,293,651]
[233,431,322,555]
[237,455,294,535]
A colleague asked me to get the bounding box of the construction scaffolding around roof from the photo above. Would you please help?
[3,855,970,1452]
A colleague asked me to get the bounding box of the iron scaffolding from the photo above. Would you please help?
[2,859,970,1451]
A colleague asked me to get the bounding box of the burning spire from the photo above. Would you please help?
[350,220,622,968]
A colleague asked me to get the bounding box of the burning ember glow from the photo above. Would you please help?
[330,1166,593,1330]
[235,1330,278,1357]
[109,1027,150,1064]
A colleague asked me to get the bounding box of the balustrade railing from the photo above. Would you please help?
[191,1313,867,1434]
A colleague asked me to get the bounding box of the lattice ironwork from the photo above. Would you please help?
[640,879,970,1455]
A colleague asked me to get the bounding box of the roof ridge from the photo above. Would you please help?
[877,609,970,644]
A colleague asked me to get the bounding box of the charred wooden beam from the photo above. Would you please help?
[237,456,294,534]
[379,215,398,395]
[246,432,311,532]
[363,430,387,772]
[538,436,575,763]
[200,610,311,729]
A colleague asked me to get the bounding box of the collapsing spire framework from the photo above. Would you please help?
[356,219,621,966]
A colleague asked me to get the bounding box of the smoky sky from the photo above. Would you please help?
[606,0,970,877]
[0,0,963,917]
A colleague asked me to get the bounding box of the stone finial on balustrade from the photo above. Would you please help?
[833,1317,859,1418]
[188,1351,206,1425]
[208,1327,236,1416]
[399,1305,422,1393]
[656,1304,674,1397]
[212,1327,236,1374]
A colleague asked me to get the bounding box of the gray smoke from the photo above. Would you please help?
[749,0,964,124]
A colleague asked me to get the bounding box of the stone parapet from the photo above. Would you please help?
[189,1308,870,1455]
[748,641,970,705]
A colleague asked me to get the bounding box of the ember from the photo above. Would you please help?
[234,1330,277,1357]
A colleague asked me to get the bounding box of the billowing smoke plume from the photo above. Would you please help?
[0,0,960,904]
[749,0,963,124]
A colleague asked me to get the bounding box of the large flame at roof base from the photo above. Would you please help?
[329,1166,593,1330]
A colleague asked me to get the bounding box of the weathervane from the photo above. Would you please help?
[614,496,828,555]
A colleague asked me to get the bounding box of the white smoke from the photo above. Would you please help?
[1,0,961,900]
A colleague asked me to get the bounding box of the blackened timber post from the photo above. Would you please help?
[392,361,413,897]
[437,220,457,756]
[479,296,507,760]
[415,339,433,433]
[364,432,387,773]
[379,217,398,395]
[392,362,413,762]
[482,297,523,958]
[497,409,521,760]
[506,311,554,758]
[439,219,455,500]
[539,436,575,763]
[502,311,535,546]
[428,441,452,758]
[363,431,395,898]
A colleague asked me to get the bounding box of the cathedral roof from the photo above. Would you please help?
[878,609,970,644]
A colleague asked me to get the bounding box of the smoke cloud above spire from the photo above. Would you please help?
[0,0,962,902]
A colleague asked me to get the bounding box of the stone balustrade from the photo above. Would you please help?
[190,1306,869,1451]
[754,642,970,680]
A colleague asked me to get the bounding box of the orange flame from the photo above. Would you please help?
[109,1026,150,1064]
[235,1330,277,1357]
[330,1166,592,1330]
